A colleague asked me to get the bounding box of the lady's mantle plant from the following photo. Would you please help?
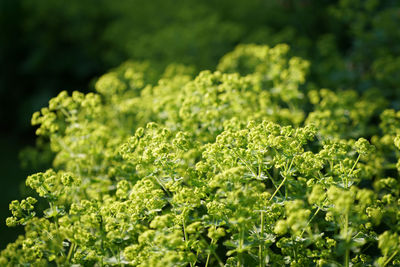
[2,44,400,266]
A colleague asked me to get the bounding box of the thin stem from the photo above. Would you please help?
[205,239,213,267]
[344,248,350,267]
[201,236,224,267]
[182,212,193,267]
[349,154,361,177]
[152,175,171,198]
[287,157,294,173]
[49,202,59,230]
[193,251,198,267]
[238,227,244,267]
[66,242,76,263]
[233,150,257,177]
[269,176,287,202]
[117,248,122,267]
[212,249,224,267]
[300,206,321,237]
[346,154,361,188]
[284,158,294,199]
[259,212,264,267]
[205,252,211,267]
[292,235,298,262]
[110,248,118,266]
[344,213,349,267]
[264,169,281,193]
[383,250,399,267]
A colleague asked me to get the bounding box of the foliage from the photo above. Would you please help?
[3,1,400,248]
[2,43,400,267]
[3,0,400,132]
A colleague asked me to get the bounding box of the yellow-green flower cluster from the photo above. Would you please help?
[2,43,400,267]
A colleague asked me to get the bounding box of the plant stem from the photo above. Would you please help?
[292,235,298,262]
[117,248,122,267]
[349,154,361,176]
[233,150,257,177]
[345,248,349,267]
[182,212,193,267]
[259,211,264,267]
[66,242,76,263]
[300,206,321,237]
[212,250,224,267]
[383,250,399,267]
[205,252,211,267]
[264,169,281,193]
[153,175,171,197]
[269,176,287,202]
[201,237,224,267]
[344,213,349,267]
[238,227,244,267]
[205,239,213,267]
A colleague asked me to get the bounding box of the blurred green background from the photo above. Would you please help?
[1,0,400,248]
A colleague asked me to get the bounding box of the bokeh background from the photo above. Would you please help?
[1,0,400,248]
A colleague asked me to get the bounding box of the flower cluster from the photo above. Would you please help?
[2,44,400,267]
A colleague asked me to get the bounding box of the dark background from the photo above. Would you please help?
[1,0,400,248]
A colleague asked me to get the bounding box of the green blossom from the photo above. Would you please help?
[3,42,400,267]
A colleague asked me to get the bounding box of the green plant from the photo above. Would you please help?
[2,44,400,266]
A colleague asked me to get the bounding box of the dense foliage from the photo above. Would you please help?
[3,2,400,244]
[3,43,400,266]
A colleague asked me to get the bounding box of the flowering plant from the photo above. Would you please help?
[2,44,399,267]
